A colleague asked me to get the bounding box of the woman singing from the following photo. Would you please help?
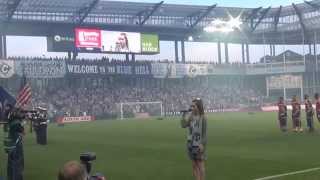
[181,98,207,180]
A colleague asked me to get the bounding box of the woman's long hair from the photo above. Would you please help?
[192,98,204,115]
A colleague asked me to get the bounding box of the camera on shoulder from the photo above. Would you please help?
[80,152,106,180]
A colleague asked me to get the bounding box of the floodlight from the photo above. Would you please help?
[188,36,194,41]
[204,14,242,33]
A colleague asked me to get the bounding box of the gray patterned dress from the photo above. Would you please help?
[181,114,207,160]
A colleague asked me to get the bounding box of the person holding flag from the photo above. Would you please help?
[15,74,33,133]
[33,106,48,145]
[15,75,32,109]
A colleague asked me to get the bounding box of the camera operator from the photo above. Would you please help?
[5,107,25,180]
[58,153,105,180]
[58,161,88,180]
[33,107,48,145]
[180,98,207,180]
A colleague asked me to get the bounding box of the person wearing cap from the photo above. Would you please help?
[33,106,48,145]
[181,98,207,180]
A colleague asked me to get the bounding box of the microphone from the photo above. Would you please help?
[180,109,192,113]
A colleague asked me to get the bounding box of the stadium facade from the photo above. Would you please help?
[1,0,320,116]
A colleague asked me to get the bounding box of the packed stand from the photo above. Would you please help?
[30,84,263,119]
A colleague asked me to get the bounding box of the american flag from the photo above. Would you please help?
[16,75,32,107]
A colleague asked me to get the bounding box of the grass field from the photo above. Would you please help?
[1,112,320,180]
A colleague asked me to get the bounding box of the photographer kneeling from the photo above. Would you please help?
[181,98,207,180]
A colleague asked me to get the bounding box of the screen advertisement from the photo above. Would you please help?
[141,34,159,53]
[101,31,141,53]
[74,28,159,54]
[47,34,74,52]
[75,28,101,50]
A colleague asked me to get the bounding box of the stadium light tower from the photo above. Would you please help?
[204,14,242,33]
[188,36,194,41]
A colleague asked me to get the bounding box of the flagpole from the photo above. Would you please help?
[16,64,31,109]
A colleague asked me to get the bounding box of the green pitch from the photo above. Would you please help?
[1,112,320,180]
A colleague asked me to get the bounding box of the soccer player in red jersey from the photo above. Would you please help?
[277,97,287,132]
[304,95,314,132]
[291,95,302,132]
[314,93,320,122]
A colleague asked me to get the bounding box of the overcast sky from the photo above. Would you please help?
[7,0,307,63]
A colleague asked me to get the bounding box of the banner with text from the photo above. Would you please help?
[15,60,66,78]
[56,116,95,124]
[266,75,303,89]
[151,63,209,78]
[67,61,152,76]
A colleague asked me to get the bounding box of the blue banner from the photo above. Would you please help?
[0,86,16,107]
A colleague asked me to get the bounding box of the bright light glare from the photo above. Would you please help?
[228,15,242,29]
[204,26,233,33]
[204,15,242,33]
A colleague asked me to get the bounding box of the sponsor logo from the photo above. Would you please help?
[79,31,99,42]
[54,35,74,42]
[54,35,61,42]
[59,116,95,123]
[0,61,14,78]
[75,28,101,48]
[189,65,197,73]
[188,65,197,77]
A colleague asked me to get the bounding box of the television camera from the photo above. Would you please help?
[80,152,106,180]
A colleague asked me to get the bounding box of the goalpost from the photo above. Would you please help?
[118,101,164,120]
[266,75,303,102]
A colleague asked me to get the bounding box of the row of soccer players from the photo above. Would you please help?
[277,93,320,132]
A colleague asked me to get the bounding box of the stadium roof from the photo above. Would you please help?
[1,0,320,44]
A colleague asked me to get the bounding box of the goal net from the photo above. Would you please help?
[118,101,163,120]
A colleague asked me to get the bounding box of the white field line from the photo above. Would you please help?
[254,167,320,180]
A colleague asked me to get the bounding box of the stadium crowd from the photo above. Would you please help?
[7,56,250,65]
[30,84,263,119]
[4,56,265,119]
